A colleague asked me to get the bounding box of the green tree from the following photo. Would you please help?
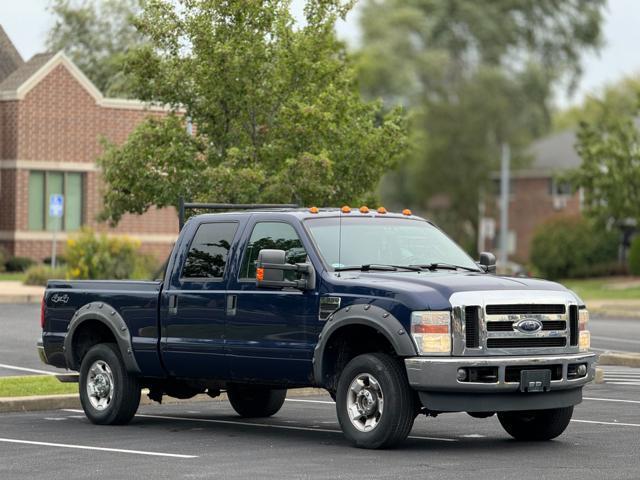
[358,0,605,249]
[569,98,640,227]
[98,0,406,223]
[46,0,145,97]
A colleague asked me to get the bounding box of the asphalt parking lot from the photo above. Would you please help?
[1,380,639,480]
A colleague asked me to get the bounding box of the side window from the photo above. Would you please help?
[240,222,307,279]
[182,222,238,279]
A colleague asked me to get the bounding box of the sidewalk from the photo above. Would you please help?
[0,281,44,304]
[588,299,640,319]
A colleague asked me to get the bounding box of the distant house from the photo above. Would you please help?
[0,26,177,261]
[480,131,583,264]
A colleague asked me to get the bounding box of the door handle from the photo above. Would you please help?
[168,294,178,315]
[226,294,237,316]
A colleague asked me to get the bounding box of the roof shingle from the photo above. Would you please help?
[0,25,23,83]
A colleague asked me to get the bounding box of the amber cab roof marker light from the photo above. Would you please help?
[402,208,412,216]
[359,206,370,214]
[309,206,319,214]
[377,207,387,214]
[341,205,352,213]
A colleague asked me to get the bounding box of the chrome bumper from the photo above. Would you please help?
[405,352,597,393]
[37,339,48,364]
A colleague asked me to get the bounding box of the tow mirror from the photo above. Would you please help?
[256,249,316,290]
[479,252,496,273]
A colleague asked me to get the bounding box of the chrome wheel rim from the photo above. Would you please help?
[346,373,384,432]
[86,360,114,411]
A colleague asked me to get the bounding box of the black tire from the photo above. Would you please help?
[79,343,141,425]
[498,406,574,441]
[227,385,286,418]
[335,353,415,449]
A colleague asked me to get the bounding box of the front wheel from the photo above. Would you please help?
[227,385,286,418]
[79,343,141,425]
[498,406,574,441]
[336,353,415,449]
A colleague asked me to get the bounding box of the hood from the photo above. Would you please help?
[329,271,572,311]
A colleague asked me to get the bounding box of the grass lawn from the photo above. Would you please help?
[0,272,27,282]
[0,375,77,398]
[561,277,640,301]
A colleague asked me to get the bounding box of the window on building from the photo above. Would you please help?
[28,171,84,231]
[181,222,238,279]
[492,178,515,196]
[239,222,307,279]
[549,178,572,196]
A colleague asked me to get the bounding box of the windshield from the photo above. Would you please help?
[305,217,480,271]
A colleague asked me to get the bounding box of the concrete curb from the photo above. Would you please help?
[0,387,327,414]
[594,367,604,384]
[597,352,640,368]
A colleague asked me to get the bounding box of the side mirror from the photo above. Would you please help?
[256,249,316,290]
[479,252,496,273]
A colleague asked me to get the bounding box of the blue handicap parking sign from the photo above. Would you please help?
[49,194,64,218]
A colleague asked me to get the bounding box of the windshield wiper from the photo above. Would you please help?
[410,262,482,273]
[334,264,423,272]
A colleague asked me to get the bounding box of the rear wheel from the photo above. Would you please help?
[498,406,574,441]
[336,353,415,449]
[227,385,286,418]
[79,343,140,425]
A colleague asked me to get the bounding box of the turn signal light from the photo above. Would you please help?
[579,309,590,351]
[402,209,412,216]
[256,268,264,281]
[411,311,451,355]
[359,206,370,214]
[341,205,351,213]
[40,297,46,329]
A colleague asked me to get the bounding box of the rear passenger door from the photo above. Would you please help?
[227,220,319,384]
[161,221,239,379]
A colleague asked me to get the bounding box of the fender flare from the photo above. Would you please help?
[63,302,141,374]
[312,303,417,387]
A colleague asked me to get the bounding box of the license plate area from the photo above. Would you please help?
[520,369,551,393]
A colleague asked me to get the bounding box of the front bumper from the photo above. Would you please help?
[405,352,597,412]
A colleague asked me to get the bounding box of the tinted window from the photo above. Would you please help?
[182,222,238,279]
[240,222,307,279]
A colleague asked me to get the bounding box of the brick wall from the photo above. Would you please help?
[487,176,581,263]
[0,61,178,260]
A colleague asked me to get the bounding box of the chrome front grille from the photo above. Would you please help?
[450,290,580,356]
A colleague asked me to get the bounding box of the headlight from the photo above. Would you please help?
[410,311,451,355]
[579,308,590,352]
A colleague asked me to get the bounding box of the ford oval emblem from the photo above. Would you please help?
[515,318,543,334]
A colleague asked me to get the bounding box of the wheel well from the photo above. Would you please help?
[71,320,117,368]
[320,324,397,391]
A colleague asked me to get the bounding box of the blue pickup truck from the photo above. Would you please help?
[38,207,596,449]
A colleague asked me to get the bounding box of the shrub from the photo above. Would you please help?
[24,265,67,286]
[0,246,7,273]
[5,256,35,272]
[43,254,67,266]
[629,236,640,276]
[65,228,146,280]
[530,216,619,280]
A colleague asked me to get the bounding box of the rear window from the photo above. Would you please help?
[182,222,238,279]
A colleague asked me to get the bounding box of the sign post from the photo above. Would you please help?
[49,194,64,269]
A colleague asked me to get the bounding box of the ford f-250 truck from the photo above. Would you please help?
[38,207,596,449]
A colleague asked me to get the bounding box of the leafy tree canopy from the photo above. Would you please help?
[358,0,605,249]
[98,0,406,224]
[569,97,640,227]
[47,0,145,97]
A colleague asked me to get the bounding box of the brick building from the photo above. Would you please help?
[0,27,178,261]
[480,131,583,264]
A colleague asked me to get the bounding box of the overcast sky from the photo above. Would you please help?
[2,0,640,108]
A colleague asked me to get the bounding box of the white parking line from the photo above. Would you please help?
[286,398,335,405]
[584,397,640,405]
[572,419,640,428]
[0,438,197,458]
[592,335,640,345]
[0,364,58,376]
[63,408,457,442]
